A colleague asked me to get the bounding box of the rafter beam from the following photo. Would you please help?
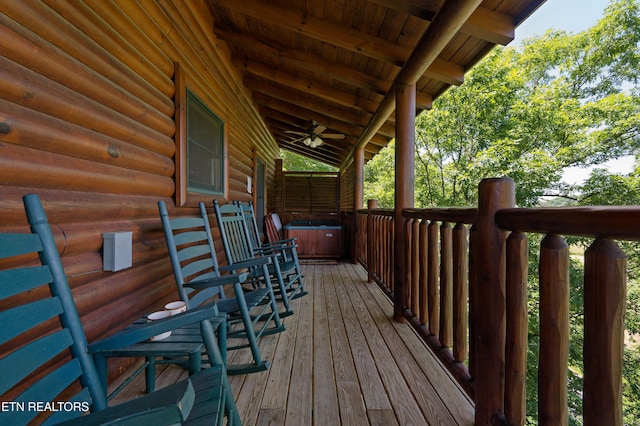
[246,78,371,127]
[257,102,360,136]
[234,57,380,113]
[217,25,464,89]
[214,27,393,95]
[210,0,408,65]
[423,59,464,86]
[279,140,343,166]
[366,0,442,20]
[462,7,514,45]
[416,91,433,110]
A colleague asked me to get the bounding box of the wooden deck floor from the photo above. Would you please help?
[109,262,474,425]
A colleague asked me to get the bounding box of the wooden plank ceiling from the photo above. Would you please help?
[207,0,546,168]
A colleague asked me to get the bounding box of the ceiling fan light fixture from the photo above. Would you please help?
[312,136,323,147]
[303,137,312,146]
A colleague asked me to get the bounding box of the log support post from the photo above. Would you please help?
[473,177,515,425]
[393,83,415,322]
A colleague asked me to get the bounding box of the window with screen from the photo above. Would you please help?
[186,89,225,195]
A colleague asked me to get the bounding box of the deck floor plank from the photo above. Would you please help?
[312,265,342,426]
[107,263,475,425]
[323,264,370,425]
[285,265,314,426]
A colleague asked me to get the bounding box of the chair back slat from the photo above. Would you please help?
[10,360,88,426]
[0,297,63,346]
[169,216,207,231]
[178,244,215,263]
[0,233,43,259]
[173,230,210,247]
[181,258,218,281]
[236,201,261,250]
[213,201,254,265]
[1,329,75,396]
[41,387,93,426]
[0,265,53,300]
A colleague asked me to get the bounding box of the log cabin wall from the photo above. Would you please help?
[0,0,279,381]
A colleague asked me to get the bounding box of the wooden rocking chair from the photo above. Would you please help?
[0,194,239,425]
[158,201,285,375]
[235,201,306,302]
[213,200,300,318]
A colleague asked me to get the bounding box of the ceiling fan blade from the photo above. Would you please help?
[320,133,345,139]
[313,125,326,135]
[284,130,307,136]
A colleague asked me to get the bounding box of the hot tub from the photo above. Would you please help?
[284,221,344,258]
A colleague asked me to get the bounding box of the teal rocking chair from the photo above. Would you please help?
[158,201,285,375]
[0,194,240,425]
[234,201,307,302]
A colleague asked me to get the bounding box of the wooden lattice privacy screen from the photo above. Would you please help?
[283,172,340,213]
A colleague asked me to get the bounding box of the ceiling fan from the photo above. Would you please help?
[284,121,345,148]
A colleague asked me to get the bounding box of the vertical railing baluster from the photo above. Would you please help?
[411,218,421,317]
[453,222,468,364]
[406,218,415,313]
[366,200,376,282]
[419,219,429,328]
[428,220,440,337]
[468,223,477,380]
[538,234,569,425]
[440,222,453,348]
[583,238,626,426]
[505,231,528,426]
[389,216,395,290]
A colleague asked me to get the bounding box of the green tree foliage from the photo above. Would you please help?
[363,1,640,424]
[363,141,395,207]
[364,0,640,208]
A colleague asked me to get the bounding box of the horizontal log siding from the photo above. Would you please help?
[0,0,279,384]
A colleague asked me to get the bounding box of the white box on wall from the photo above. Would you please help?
[103,232,133,272]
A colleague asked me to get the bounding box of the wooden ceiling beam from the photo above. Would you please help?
[217,24,464,89]
[279,140,343,166]
[365,0,443,20]
[256,101,365,141]
[423,59,464,86]
[214,27,393,95]
[366,1,514,46]
[247,78,371,127]
[210,0,408,65]
[416,91,433,110]
[233,57,381,113]
[462,7,514,45]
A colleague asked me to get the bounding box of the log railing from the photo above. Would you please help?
[356,177,640,425]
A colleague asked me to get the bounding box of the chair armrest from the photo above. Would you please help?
[186,272,248,289]
[264,237,297,246]
[88,305,223,353]
[218,254,279,271]
[58,377,196,425]
[254,244,298,256]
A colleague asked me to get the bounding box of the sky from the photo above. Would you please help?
[510,0,637,184]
